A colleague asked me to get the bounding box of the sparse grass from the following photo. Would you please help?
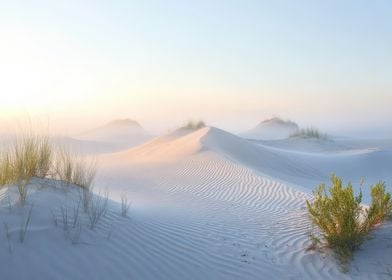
[290,127,327,139]
[4,222,12,253]
[0,135,97,206]
[0,133,53,203]
[53,146,97,189]
[182,120,206,130]
[0,130,114,246]
[19,205,33,243]
[0,153,13,186]
[307,175,392,269]
[53,146,97,212]
[0,133,53,186]
[88,190,109,230]
[13,134,52,179]
[121,194,131,217]
[16,177,29,206]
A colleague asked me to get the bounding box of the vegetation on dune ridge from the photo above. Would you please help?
[0,132,123,246]
[290,127,328,139]
[182,120,206,130]
[260,117,298,127]
[0,134,52,186]
[0,133,96,206]
[307,175,392,270]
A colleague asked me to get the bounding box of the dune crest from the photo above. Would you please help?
[242,117,299,140]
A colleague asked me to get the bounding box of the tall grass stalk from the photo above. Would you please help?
[19,205,33,243]
[121,195,131,217]
[88,190,109,230]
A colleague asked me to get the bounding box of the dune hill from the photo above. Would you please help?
[241,117,299,140]
[76,119,153,151]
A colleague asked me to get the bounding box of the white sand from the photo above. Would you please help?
[241,117,299,140]
[75,119,153,153]
[1,126,391,279]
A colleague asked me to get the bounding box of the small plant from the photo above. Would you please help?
[16,176,30,206]
[365,182,392,230]
[4,222,12,253]
[53,146,96,188]
[0,133,53,201]
[61,206,70,233]
[182,120,206,130]
[88,190,109,230]
[0,153,13,186]
[72,199,81,229]
[19,205,33,243]
[307,175,392,269]
[121,195,131,217]
[290,127,327,139]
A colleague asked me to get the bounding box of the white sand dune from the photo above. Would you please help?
[1,126,391,279]
[241,117,299,140]
[76,119,153,152]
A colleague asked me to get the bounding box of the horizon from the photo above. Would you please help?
[1,1,391,137]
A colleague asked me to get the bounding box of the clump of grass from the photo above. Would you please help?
[53,146,96,187]
[290,127,327,139]
[88,190,109,230]
[0,134,97,208]
[52,146,97,211]
[121,194,131,217]
[13,134,52,179]
[0,133,53,204]
[307,175,392,269]
[0,134,52,187]
[16,177,30,206]
[182,120,206,130]
[0,153,13,186]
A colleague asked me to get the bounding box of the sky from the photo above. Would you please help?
[0,0,391,136]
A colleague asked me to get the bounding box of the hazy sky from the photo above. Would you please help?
[0,1,391,136]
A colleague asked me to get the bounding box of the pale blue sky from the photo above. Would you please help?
[0,1,391,135]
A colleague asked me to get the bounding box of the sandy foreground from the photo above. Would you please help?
[1,127,391,279]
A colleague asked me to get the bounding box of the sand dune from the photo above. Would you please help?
[1,126,391,279]
[241,117,299,140]
[76,119,153,151]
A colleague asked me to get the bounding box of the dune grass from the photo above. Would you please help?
[0,134,52,186]
[0,134,97,207]
[0,134,53,205]
[290,127,327,139]
[307,175,392,269]
[121,194,131,217]
[19,205,33,243]
[182,120,206,130]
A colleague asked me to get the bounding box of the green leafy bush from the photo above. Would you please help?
[365,182,392,230]
[306,175,392,267]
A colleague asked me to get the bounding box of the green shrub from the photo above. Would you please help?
[306,175,391,267]
[365,182,392,229]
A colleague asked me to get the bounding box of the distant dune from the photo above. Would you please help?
[76,119,153,150]
[241,117,299,140]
